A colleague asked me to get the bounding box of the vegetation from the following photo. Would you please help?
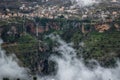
[84,31,120,67]
[1,17,120,74]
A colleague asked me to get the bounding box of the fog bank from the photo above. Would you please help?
[0,39,28,79]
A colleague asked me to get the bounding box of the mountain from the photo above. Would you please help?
[0,0,120,78]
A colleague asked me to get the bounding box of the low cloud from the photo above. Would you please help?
[0,39,28,80]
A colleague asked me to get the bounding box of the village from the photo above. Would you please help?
[0,0,120,20]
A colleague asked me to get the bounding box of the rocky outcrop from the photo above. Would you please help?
[95,24,110,33]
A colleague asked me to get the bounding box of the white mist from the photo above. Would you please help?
[71,0,97,6]
[40,35,120,80]
[0,39,28,79]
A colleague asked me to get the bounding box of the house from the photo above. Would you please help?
[82,14,88,19]
[114,24,120,31]
[111,0,118,2]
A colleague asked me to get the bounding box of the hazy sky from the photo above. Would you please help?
[77,0,94,5]
[71,0,98,6]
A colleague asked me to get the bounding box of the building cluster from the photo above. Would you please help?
[0,4,80,19]
[0,0,120,21]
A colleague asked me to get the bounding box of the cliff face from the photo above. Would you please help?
[0,17,120,75]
